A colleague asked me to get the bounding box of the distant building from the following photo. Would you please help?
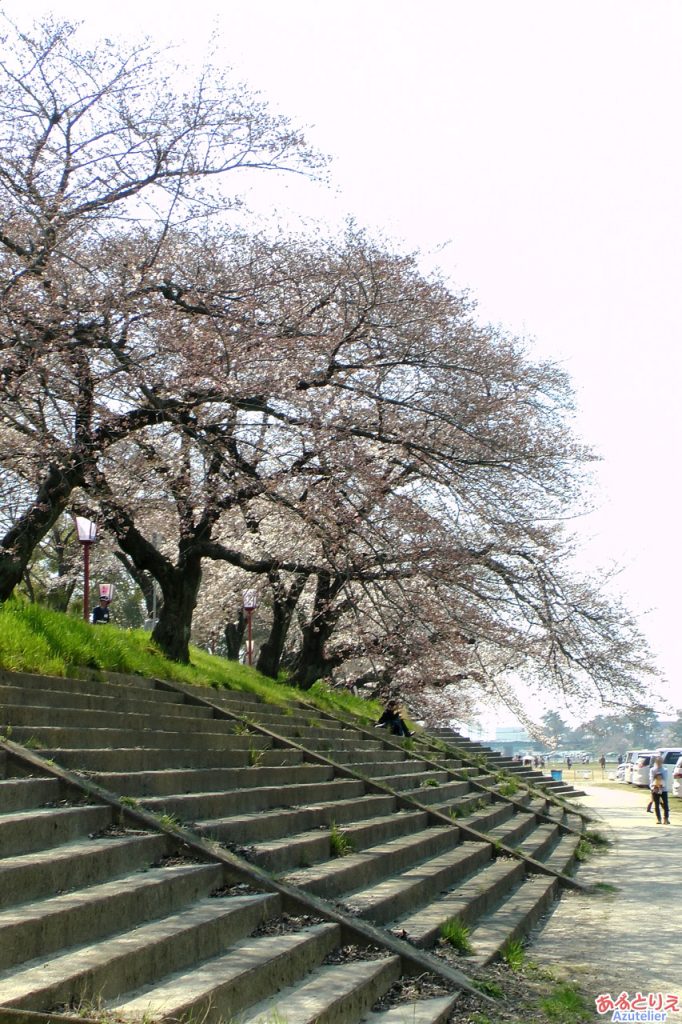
[495,726,531,744]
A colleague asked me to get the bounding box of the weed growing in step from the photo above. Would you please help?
[119,796,139,808]
[0,724,12,739]
[449,808,461,820]
[232,721,252,735]
[584,829,610,848]
[539,980,591,1022]
[474,979,504,999]
[420,778,439,787]
[248,745,265,767]
[593,881,620,894]
[329,821,354,857]
[574,838,593,862]
[157,812,182,831]
[498,778,519,797]
[440,917,473,955]
[23,735,45,749]
[500,937,525,970]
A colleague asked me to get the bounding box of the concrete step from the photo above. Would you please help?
[39,741,287,772]
[400,858,526,948]
[515,823,560,862]
[487,811,538,849]
[88,763,334,797]
[342,841,492,926]
[247,810,431,873]
[0,683,195,717]
[0,804,113,858]
[7,725,246,750]
[198,792,399,847]
[1,703,224,732]
[0,669,181,704]
[284,826,459,899]
[0,776,60,813]
[107,922,342,1023]
[237,955,403,1024]
[454,801,513,834]
[0,832,169,909]
[139,777,366,822]
[0,892,280,1011]
[363,993,458,1023]
[0,862,224,970]
[334,749,408,765]
[539,832,581,873]
[467,874,559,965]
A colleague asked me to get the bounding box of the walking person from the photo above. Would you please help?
[649,755,670,825]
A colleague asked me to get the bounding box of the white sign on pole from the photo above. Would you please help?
[242,589,258,610]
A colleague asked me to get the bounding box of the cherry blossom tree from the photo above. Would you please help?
[0,14,320,603]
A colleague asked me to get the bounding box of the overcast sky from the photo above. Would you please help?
[6,0,682,719]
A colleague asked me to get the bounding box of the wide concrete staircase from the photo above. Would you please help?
[422,727,585,799]
[0,668,590,1023]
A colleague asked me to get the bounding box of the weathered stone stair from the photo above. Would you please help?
[0,667,590,1022]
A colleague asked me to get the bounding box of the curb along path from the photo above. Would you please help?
[531,783,681,1022]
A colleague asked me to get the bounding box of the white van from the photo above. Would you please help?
[617,750,641,783]
[631,752,655,787]
[653,748,682,789]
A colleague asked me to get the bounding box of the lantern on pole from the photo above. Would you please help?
[73,516,97,622]
[242,589,258,666]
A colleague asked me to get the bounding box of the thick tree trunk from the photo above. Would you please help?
[289,574,348,689]
[223,609,246,660]
[0,463,79,603]
[151,555,203,664]
[256,571,308,678]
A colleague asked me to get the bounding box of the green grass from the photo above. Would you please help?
[539,982,591,1022]
[440,917,474,954]
[329,821,354,857]
[500,937,525,970]
[0,601,382,725]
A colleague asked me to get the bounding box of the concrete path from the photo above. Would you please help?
[532,781,681,1021]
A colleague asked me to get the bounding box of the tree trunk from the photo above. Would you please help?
[0,463,79,603]
[151,554,203,663]
[223,609,246,660]
[256,571,308,678]
[289,574,348,689]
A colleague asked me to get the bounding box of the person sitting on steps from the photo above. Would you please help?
[375,699,412,737]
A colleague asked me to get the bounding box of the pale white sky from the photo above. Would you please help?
[8,0,682,717]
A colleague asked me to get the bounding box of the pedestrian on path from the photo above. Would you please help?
[648,755,670,825]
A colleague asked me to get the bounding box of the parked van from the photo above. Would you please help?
[653,748,682,789]
[617,750,640,783]
[672,755,682,799]
[631,752,655,787]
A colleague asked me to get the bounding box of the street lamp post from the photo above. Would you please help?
[74,516,97,622]
[242,589,258,666]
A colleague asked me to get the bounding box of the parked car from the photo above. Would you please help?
[672,755,682,799]
[617,750,641,783]
[631,752,655,787]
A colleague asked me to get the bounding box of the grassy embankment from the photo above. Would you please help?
[0,600,382,724]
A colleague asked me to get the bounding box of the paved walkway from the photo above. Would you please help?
[532,781,680,1021]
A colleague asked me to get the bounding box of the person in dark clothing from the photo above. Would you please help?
[92,597,111,624]
[649,756,670,824]
[375,700,412,737]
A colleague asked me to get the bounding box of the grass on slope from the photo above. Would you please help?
[0,600,381,722]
